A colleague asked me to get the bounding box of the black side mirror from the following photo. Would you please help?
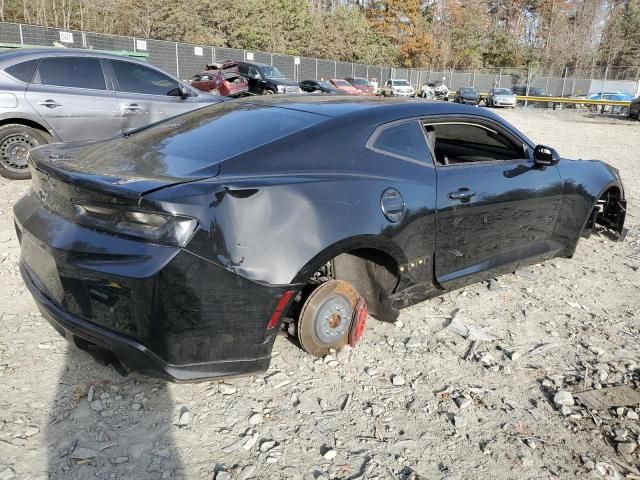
[533,144,560,166]
[179,85,190,99]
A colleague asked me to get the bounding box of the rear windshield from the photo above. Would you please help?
[352,79,371,86]
[460,88,477,94]
[333,80,350,87]
[495,88,512,95]
[128,102,326,168]
[392,80,410,86]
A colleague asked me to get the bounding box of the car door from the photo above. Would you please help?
[107,59,201,133]
[24,56,121,141]
[427,118,564,288]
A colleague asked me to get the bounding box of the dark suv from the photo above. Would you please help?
[236,61,300,95]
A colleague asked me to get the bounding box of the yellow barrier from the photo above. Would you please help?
[474,93,631,106]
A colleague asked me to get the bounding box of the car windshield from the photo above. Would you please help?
[352,79,371,86]
[392,80,410,87]
[260,66,285,79]
[333,80,351,87]
[495,88,512,95]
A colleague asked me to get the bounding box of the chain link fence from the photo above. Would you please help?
[1,21,639,97]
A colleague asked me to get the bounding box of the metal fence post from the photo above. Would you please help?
[334,61,337,78]
[81,32,86,48]
[212,47,215,63]
[600,66,608,97]
[315,59,318,80]
[270,53,273,66]
[428,68,432,83]
[366,65,369,80]
[18,24,23,45]
[560,67,567,97]
[498,68,502,87]
[175,42,180,78]
[472,70,476,88]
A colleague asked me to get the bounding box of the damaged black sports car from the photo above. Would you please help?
[14,96,627,381]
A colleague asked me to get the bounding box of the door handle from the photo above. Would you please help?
[37,99,62,108]
[448,189,476,200]
[123,103,143,112]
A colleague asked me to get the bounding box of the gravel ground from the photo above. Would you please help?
[0,109,639,480]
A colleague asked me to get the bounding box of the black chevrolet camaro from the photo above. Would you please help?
[14,96,627,381]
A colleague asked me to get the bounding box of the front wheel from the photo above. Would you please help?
[297,280,367,357]
[264,89,275,95]
[0,124,49,180]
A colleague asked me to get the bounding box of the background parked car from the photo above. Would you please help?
[344,77,375,95]
[486,87,516,108]
[380,79,414,97]
[328,79,359,95]
[188,62,248,97]
[629,96,640,119]
[512,85,553,108]
[299,80,343,94]
[235,61,300,95]
[586,92,633,114]
[454,87,480,105]
[0,48,223,180]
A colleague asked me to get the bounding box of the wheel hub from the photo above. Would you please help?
[315,295,351,344]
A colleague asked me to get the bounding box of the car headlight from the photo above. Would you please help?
[72,202,198,247]
[277,85,286,93]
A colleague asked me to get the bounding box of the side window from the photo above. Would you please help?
[237,64,248,75]
[5,59,38,83]
[370,121,431,163]
[111,60,179,96]
[35,57,106,90]
[426,122,523,165]
[247,66,260,78]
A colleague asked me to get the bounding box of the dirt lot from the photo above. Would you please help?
[0,109,639,480]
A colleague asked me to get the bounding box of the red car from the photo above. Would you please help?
[188,62,249,97]
[344,77,376,95]
[328,79,359,95]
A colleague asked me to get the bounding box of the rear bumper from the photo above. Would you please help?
[14,190,295,381]
[22,262,270,381]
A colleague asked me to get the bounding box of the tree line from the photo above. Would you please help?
[2,0,639,76]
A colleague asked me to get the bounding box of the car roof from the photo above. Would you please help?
[236,60,271,68]
[239,95,508,122]
[0,47,152,68]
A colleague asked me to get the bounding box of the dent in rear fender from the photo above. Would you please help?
[552,159,625,249]
[141,172,438,287]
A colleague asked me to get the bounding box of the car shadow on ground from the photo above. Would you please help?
[45,345,184,479]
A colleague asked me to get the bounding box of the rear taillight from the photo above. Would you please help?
[267,290,295,330]
[72,202,197,247]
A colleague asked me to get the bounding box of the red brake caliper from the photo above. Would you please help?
[348,297,368,347]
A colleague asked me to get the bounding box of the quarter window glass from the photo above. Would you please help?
[373,122,430,163]
[5,59,38,83]
[36,57,106,90]
[427,123,523,165]
[111,60,179,96]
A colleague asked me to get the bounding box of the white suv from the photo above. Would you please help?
[380,79,415,97]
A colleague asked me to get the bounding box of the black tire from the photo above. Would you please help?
[264,89,275,95]
[297,280,360,358]
[0,124,49,180]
